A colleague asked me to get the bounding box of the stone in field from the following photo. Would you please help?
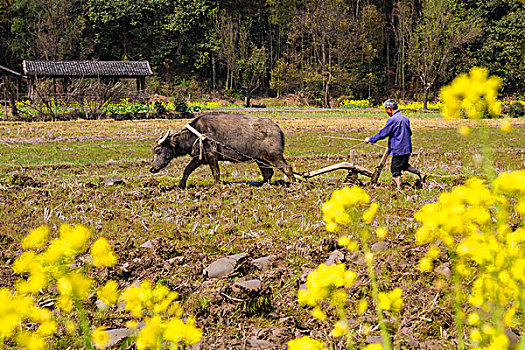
[233,279,262,293]
[104,176,125,186]
[434,262,451,279]
[104,328,136,347]
[366,335,383,344]
[325,250,344,266]
[252,255,276,271]
[203,253,248,278]
[371,241,388,252]
[203,257,236,278]
[139,240,155,249]
[247,338,278,349]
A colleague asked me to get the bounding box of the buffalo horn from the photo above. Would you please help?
[157,129,172,145]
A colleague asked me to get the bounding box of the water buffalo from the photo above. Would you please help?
[150,112,295,188]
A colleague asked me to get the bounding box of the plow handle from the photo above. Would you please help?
[371,148,389,184]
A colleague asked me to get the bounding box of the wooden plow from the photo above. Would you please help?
[301,146,389,185]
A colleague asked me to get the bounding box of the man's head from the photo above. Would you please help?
[383,99,398,117]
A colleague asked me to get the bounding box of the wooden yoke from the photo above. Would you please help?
[370,147,389,184]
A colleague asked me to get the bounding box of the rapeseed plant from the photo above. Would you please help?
[3,224,203,350]
[340,99,373,109]
[440,66,502,119]
[415,171,525,349]
[289,186,399,350]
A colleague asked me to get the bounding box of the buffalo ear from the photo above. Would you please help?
[168,134,178,148]
[157,129,172,145]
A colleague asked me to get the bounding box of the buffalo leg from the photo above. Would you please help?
[258,163,274,184]
[207,156,222,185]
[179,158,203,188]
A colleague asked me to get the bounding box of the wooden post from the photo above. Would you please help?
[17,77,21,100]
[371,148,389,184]
[345,150,359,184]
[28,77,34,100]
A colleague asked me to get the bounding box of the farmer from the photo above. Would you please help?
[365,99,426,189]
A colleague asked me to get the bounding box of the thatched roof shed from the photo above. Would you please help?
[22,60,153,78]
[22,60,153,99]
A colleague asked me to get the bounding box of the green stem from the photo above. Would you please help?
[75,298,95,350]
[336,305,354,350]
[361,237,392,350]
[451,254,465,350]
[516,294,525,350]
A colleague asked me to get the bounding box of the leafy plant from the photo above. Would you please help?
[509,101,525,118]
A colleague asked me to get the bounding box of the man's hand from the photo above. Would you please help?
[364,137,370,143]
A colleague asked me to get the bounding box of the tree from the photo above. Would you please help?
[452,0,525,96]
[10,0,85,60]
[290,0,357,107]
[395,0,481,109]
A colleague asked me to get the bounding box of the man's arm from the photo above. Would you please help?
[367,118,394,143]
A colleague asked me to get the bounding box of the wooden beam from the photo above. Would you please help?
[302,162,374,179]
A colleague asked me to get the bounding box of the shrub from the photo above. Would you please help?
[509,102,525,118]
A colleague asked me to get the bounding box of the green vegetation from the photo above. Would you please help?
[1,0,524,105]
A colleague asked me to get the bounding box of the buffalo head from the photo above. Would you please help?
[150,129,174,173]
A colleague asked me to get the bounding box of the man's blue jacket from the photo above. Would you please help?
[369,110,412,156]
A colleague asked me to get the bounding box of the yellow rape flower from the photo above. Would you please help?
[493,170,525,195]
[288,336,326,350]
[298,263,357,308]
[21,225,49,250]
[440,67,502,119]
[330,320,348,337]
[36,320,57,337]
[311,307,327,321]
[458,125,471,136]
[59,224,91,255]
[378,288,403,312]
[357,298,368,315]
[362,344,382,350]
[338,235,350,247]
[499,119,513,133]
[90,237,117,268]
[322,186,371,231]
[92,327,111,349]
[418,257,433,272]
[125,320,139,329]
[97,280,119,306]
[136,316,162,350]
[467,312,480,325]
[163,316,203,345]
[57,272,93,299]
[12,251,40,275]
[470,328,482,342]
[15,331,45,350]
[376,227,387,239]
[362,202,379,223]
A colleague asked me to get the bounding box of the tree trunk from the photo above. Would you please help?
[211,52,216,90]
[324,82,331,108]
[423,87,429,110]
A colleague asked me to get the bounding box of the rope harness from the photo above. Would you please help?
[185,124,206,160]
